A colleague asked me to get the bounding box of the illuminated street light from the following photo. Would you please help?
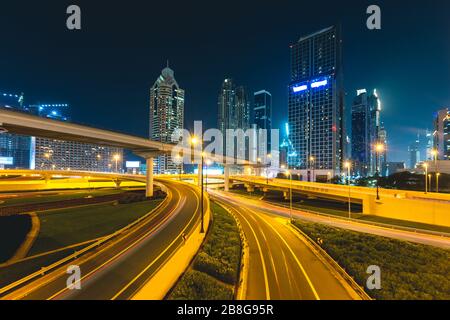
[190,135,204,234]
[344,161,352,219]
[309,156,315,182]
[374,143,385,200]
[431,149,439,193]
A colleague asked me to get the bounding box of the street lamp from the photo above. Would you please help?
[113,154,120,173]
[344,161,352,219]
[309,156,315,182]
[285,170,293,222]
[428,174,432,192]
[190,135,205,234]
[423,163,428,194]
[375,143,385,200]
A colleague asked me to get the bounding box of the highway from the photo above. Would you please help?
[214,191,450,249]
[1,180,202,300]
[211,190,362,300]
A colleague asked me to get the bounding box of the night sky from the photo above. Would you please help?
[1,0,449,163]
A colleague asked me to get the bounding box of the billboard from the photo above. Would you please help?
[126,161,141,168]
[0,157,14,165]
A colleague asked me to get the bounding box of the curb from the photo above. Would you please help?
[7,213,41,263]
[213,199,249,300]
[289,223,372,300]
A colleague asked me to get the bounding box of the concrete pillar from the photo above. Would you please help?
[198,163,202,187]
[283,191,289,200]
[246,184,255,193]
[224,165,230,192]
[146,157,154,198]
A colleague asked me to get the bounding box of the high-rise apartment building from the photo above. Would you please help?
[433,108,450,160]
[217,79,252,160]
[351,89,382,177]
[288,26,344,181]
[149,64,185,174]
[28,103,122,171]
[0,92,32,169]
[254,90,272,159]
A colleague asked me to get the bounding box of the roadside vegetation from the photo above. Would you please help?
[293,220,450,300]
[29,198,164,255]
[169,202,241,300]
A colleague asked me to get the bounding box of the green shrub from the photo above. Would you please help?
[193,252,236,284]
[293,220,450,300]
[169,270,234,300]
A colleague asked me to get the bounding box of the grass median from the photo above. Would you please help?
[168,202,241,300]
[293,220,450,300]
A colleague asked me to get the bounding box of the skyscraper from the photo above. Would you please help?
[0,92,32,169]
[149,63,185,174]
[351,89,382,177]
[408,134,420,169]
[433,108,450,160]
[217,79,252,160]
[288,26,344,181]
[254,90,272,159]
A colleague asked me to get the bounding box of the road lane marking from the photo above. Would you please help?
[111,184,202,300]
[247,208,320,300]
[222,202,271,300]
[46,186,183,300]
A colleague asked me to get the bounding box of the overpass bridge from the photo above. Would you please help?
[0,109,250,197]
[228,176,450,228]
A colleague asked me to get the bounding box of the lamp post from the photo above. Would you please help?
[428,174,432,192]
[113,154,120,173]
[344,161,351,219]
[424,163,428,194]
[285,170,293,222]
[375,143,385,200]
[190,135,204,234]
[309,156,315,182]
[437,173,441,193]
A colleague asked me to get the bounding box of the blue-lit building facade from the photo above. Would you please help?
[0,92,32,169]
[288,26,345,181]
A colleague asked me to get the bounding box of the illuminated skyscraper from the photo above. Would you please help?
[149,63,185,174]
[433,108,450,160]
[288,26,344,181]
[0,92,31,169]
[351,89,382,177]
[254,90,272,158]
[218,79,252,160]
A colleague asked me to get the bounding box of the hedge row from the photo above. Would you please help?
[293,220,450,300]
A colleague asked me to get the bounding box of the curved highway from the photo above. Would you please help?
[211,190,362,300]
[2,180,202,300]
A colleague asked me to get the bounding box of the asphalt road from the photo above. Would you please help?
[211,190,361,300]
[2,180,201,300]
[214,191,450,249]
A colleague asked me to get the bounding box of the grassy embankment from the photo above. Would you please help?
[0,196,163,289]
[168,202,241,300]
[293,220,450,300]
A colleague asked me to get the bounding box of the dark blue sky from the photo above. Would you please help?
[1,0,449,162]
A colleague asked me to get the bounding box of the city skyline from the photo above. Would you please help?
[0,1,449,165]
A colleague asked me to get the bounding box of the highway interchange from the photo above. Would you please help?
[0,174,449,300]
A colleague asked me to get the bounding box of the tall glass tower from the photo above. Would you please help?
[149,63,185,174]
[254,90,272,158]
[288,26,344,181]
